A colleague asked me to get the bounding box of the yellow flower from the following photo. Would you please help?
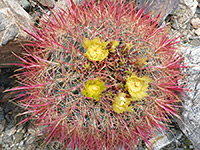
[126,73,151,100]
[83,37,109,62]
[82,78,106,101]
[84,44,109,62]
[108,40,119,52]
[113,93,133,114]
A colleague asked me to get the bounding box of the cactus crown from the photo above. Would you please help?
[10,0,187,149]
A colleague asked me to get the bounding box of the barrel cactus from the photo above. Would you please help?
[9,0,187,149]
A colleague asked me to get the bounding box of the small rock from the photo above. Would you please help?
[145,130,182,150]
[0,0,32,67]
[196,6,200,14]
[21,128,26,134]
[0,107,4,122]
[26,136,35,145]
[0,13,10,32]
[10,143,15,148]
[4,102,14,122]
[26,144,36,149]
[0,92,13,103]
[182,0,198,16]
[1,24,19,45]
[190,38,200,46]
[5,126,16,136]
[19,140,24,146]
[0,120,6,133]
[28,128,36,135]
[2,135,12,144]
[16,125,23,133]
[191,18,200,28]
[9,127,16,136]
[14,132,24,143]
[190,145,194,149]
[4,102,13,113]
[19,0,31,11]
[194,28,200,35]
[5,119,15,131]
[170,16,179,30]
[0,137,2,145]
[173,0,198,28]
[137,0,180,22]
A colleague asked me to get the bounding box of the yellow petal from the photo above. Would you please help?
[83,38,91,48]
[109,40,119,52]
[92,37,102,45]
[113,93,132,114]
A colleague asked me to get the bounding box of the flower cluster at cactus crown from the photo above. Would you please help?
[8,0,188,149]
[83,37,151,112]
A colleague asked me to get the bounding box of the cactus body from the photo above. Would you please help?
[10,0,187,149]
